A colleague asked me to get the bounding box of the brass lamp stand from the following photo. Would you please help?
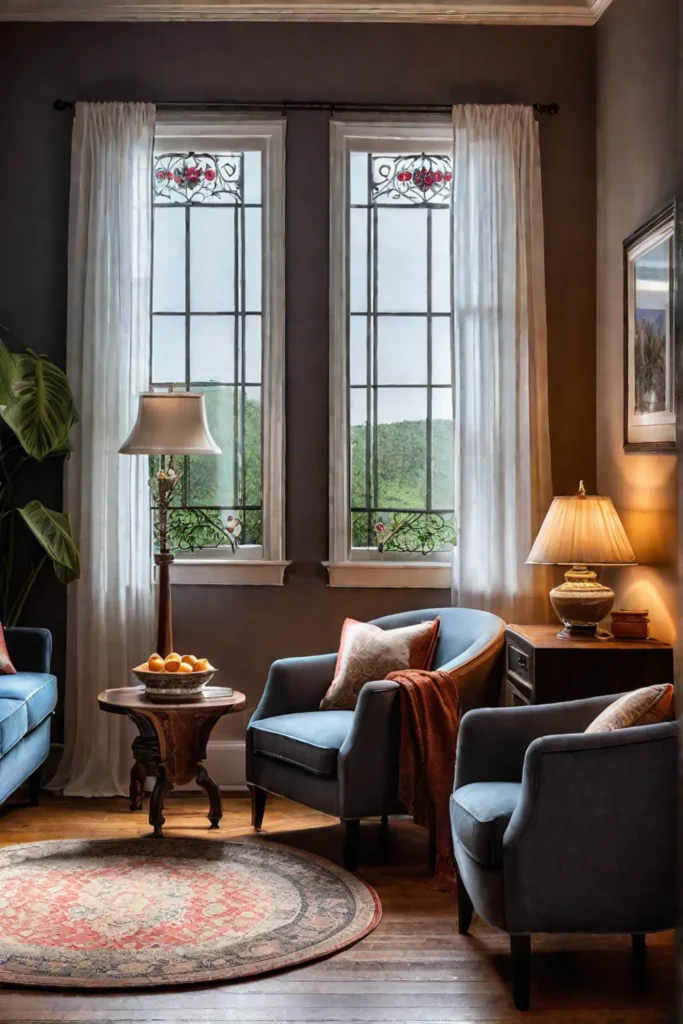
[154,458,181,657]
[120,391,221,659]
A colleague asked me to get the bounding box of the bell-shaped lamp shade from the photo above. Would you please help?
[526,482,636,567]
[119,392,221,456]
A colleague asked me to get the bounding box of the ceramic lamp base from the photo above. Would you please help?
[549,565,615,641]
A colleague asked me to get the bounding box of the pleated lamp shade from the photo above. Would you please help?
[527,482,636,567]
[119,392,221,456]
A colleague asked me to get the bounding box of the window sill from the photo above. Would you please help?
[323,561,451,589]
[160,560,291,586]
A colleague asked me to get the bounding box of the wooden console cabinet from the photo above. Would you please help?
[505,624,674,706]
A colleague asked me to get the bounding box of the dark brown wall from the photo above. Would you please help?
[0,22,596,738]
[596,0,679,644]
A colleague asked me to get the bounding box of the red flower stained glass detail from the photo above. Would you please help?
[371,153,452,205]
[153,153,242,204]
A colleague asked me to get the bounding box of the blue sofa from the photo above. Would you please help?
[0,627,57,806]
[247,607,505,869]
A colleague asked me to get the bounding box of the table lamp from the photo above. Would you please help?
[526,481,636,640]
[120,391,221,657]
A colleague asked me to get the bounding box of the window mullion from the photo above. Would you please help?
[371,187,379,531]
[364,152,373,551]
[183,202,191,506]
[426,205,433,513]
[239,155,247,513]
[232,200,240,511]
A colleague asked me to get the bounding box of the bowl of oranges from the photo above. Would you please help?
[133,653,216,702]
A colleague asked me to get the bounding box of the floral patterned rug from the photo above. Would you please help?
[0,837,381,988]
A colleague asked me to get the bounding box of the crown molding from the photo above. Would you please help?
[0,0,612,24]
[590,0,614,19]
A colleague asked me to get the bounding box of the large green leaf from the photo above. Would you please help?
[0,337,17,406]
[18,500,81,584]
[1,350,76,461]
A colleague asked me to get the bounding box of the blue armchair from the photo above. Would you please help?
[0,628,57,807]
[450,694,677,1010]
[247,607,505,870]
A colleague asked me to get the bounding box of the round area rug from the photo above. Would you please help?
[0,837,381,988]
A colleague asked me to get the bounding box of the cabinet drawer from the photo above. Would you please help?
[507,642,532,686]
[507,678,531,707]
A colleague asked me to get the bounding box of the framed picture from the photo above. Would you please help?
[624,201,677,452]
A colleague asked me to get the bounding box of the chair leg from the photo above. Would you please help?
[456,875,474,935]
[510,934,531,1011]
[249,785,267,830]
[632,933,647,959]
[28,767,42,807]
[341,818,360,872]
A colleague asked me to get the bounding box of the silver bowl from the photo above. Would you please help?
[132,666,216,702]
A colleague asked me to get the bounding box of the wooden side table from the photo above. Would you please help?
[505,625,674,706]
[98,686,246,837]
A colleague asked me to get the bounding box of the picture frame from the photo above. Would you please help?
[623,201,677,452]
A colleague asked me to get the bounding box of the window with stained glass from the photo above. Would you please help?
[344,140,456,561]
[150,123,282,562]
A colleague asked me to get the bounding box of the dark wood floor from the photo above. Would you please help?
[0,792,675,1023]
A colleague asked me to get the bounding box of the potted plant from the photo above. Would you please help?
[0,331,80,625]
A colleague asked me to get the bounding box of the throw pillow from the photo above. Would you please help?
[585,684,674,734]
[320,617,440,711]
[0,623,16,675]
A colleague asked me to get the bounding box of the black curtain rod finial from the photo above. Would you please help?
[54,99,72,111]
[533,102,560,116]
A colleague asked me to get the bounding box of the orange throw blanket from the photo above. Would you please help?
[385,668,461,890]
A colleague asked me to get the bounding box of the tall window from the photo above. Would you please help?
[151,118,286,583]
[329,120,455,587]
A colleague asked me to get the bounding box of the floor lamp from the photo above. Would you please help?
[120,391,221,657]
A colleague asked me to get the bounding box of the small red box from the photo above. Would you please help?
[611,609,650,640]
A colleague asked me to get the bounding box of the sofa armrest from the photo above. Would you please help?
[454,693,624,789]
[501,722,678,933]
[338,680,401,818]
[4,627,52,674]
[248,653,338,724]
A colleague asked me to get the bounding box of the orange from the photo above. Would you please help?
[193,658,211,672]
[164,655,181,673]
[177,662,193,674]
[148,656,164,673]
[181,654,198,666]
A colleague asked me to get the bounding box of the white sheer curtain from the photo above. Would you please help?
[451,104,553,623]
[49,102,156,797]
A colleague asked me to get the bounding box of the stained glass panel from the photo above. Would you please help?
[371,154,453,206]
[153,153,242,205]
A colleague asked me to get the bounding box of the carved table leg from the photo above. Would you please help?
[149,767,173,837]
[129,761,147,811]
[196,763,223,830]
[128,715,162,812]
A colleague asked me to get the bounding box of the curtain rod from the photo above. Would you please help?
[53,99,560,116]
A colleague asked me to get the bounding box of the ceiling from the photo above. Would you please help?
[0,0,614,22]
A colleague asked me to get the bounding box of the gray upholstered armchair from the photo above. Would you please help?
[247,607,505,870]
[451,693,677,1010]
